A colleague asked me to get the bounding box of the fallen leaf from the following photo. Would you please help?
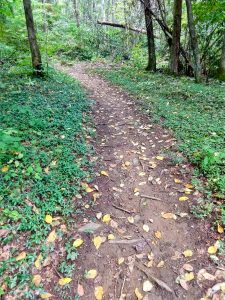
[108,234,115,240]
[124,161,131,167]
[184,272,194,281]
[184,183,193,189]
[134,287,143,300]
[183,249,193,257]
[157,260,165,268]
[35,254,43,269]
[143,280,153,292]
[86,269,97,279]
[217,224,224,234]
[118,257,125,265]
[102,214,111,224]
[45,215,52,224]
[46,230,57,243]
[143,224,149,232]
[179,278,189,290]
[93,236,103,250]
[161,212,177,220]
[197,269,215,281]
[156,156,164,161]
[93,193,99,202]
[1,165,9,173]
[16,251,26,261]
[73,238,84,248]
[155,231,162,239]
[128,216,134,224]
[82,183,93,193]
[149,161,157,169]
[174,178,182,183]
[183,264,193,272]
[110,219,118,228]
[58,277,72,286]
[40,293,53,299]
[100,170,109,177]
[94,286,104,300]
[179,196,189,201]
[77,283,84,296]
[208,245,217,254]
[96,212,102,219]
[32,274,42,286]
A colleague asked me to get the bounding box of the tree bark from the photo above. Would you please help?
[185,0,201,82]
[144,0,156,71]
[73,0,80,27]
[170,0,182,75]
[218,30,225,80]
[23,0,43,76]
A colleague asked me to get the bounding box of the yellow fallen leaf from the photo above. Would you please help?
[40,293,53,299]
[34,254,43,269]
[184,272,195,281]
[82,183,93,193]
[108,234,115,240]
[174,178,182,183]
[143,224,149,232]
[100,170,109,177]
[127,216,134,224]
[124,161,131,167]
[218,224,224,234]
[46,230,57,243]
[86,269,97,279]
[157,260,165,268]
[58,277,72,286]
[184,183,193,189]
[94,286,104,300]
[93,236,102,250]
[102,214,111,224]
[32,274,42,286]
[156,156,164,161]
[16,251,26,261]
[44,166,49,174]
[118,257,125,265]
[1,165,9,173]
[179,196,189,202]
[183,249,193,257]
[45,215,53,224]
[161,212,177,220]
[155,231,162,239]
[73,238,84,248]
[208,245,217,254]
[93,193,99,202]
[134,287,143,300]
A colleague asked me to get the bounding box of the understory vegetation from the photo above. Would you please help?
[0,65,94,298]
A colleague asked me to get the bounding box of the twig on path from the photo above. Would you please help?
[119,275,126,300]
[135,261,173,294]
[53,266,62,278]
[112,204,133,214]
[140,194,162,202]
[109,238,143,244]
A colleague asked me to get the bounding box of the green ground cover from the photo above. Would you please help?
[0,66,94,298]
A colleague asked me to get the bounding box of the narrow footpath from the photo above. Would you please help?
[58,62,223,300]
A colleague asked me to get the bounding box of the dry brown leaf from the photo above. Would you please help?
[77,283,84,296]
[16,251,26,261]
[161,212,177,220]
[155,231,162,239]
[46,230,57,243]
[32,274,42,286]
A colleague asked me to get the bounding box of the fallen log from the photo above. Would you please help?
[97,20,146,34]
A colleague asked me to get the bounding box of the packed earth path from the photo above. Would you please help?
[57,62,224,300]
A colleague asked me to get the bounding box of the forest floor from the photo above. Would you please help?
[56,62,225,300]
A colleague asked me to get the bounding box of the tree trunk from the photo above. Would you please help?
[73,0,80,27]
[170,0,182,75]
[218,30,225,80]
[185,0,201,82]
[144,0,156,71]
[23,0,43,76]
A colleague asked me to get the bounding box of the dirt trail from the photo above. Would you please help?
[60,63,220,300]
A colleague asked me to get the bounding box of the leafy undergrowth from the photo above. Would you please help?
[0,66,94,298]
[97,65,225,220]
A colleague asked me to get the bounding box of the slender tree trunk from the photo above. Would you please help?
[185,0,201,82]
[170,0,182,75]
[73,0,80,27]
[144,0,156,71]
[218,30,225,80]
[23,0,43,76]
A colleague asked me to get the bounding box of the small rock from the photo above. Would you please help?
[143,280,153,292]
